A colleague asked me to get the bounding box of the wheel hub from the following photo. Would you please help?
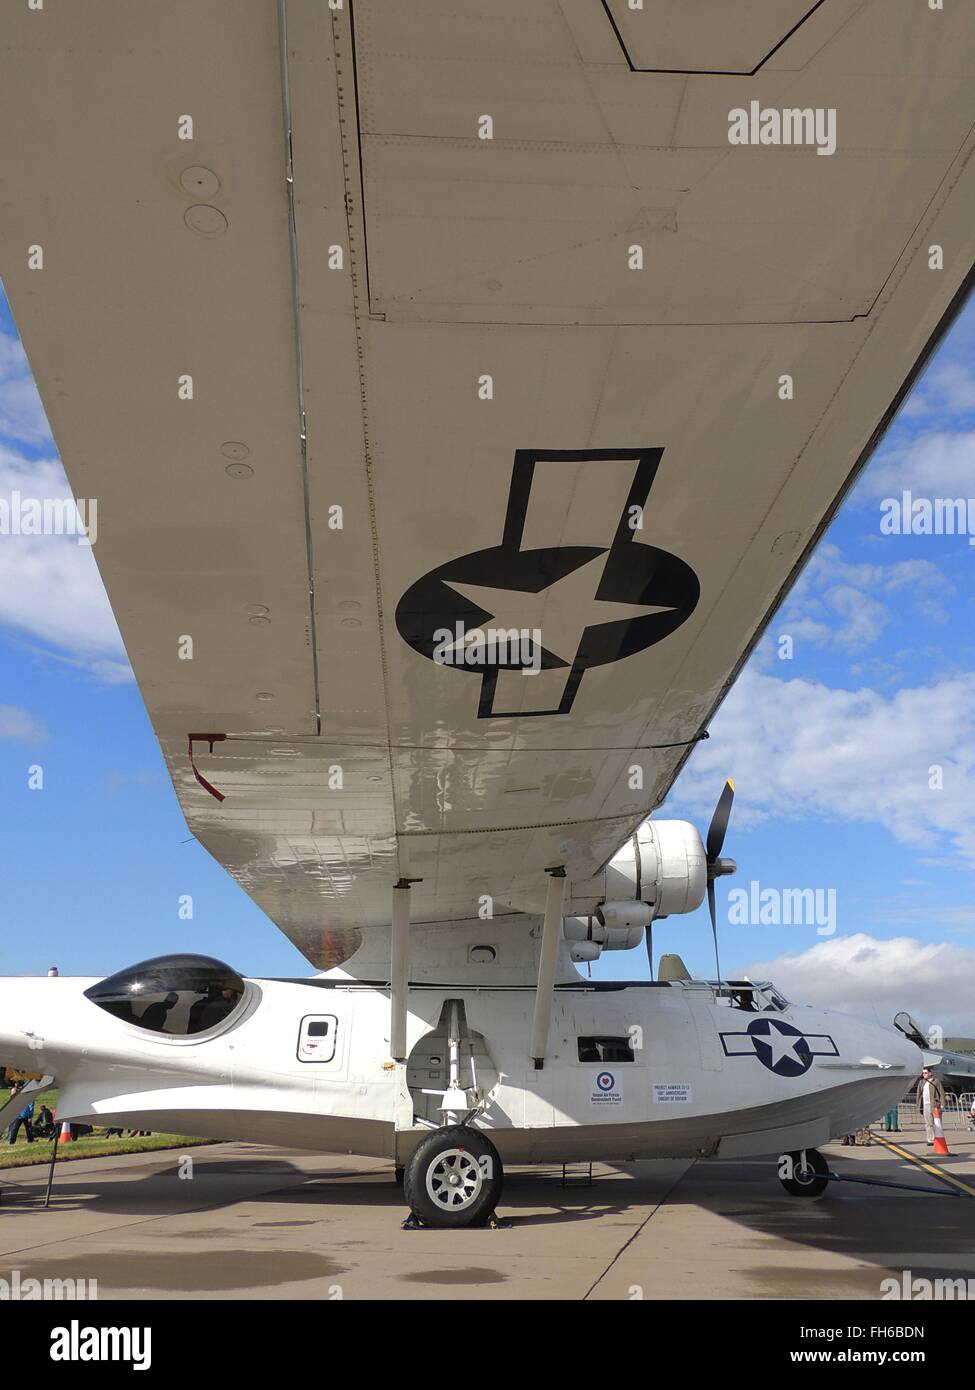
[426,1147,483,1210]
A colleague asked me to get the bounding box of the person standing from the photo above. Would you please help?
[883,1104,901,1132]
[918,1066,947,1145]
[34,1104,54,1138]
[8,1098,34,1145]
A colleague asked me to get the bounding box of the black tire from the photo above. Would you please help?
[779,1147,829,1198]
[403,1126,503,1228]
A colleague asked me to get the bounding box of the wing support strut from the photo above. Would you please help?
[390,880,413,1062]
[530,867,567,1069]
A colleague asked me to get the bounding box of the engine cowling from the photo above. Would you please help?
[563,907,648,961]
[561,817,706,961]
[603,819,707,917]
[562,820,707,961]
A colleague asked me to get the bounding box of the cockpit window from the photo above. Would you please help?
[84,954,245,1035]
[716,981,789,1012]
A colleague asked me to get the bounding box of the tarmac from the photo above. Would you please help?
[1,1123,974,1300]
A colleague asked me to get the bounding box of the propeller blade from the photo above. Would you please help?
[706,778,735,863]
[707,879,722,985]
[645,921,654,981]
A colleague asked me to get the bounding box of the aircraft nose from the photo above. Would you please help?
[881,1023,923,1076]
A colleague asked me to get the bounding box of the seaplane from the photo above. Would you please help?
[2,0,972,1227]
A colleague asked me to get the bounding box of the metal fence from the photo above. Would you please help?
[876,1095,975,1132]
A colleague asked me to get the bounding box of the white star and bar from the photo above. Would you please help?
[720,1017,838,1077]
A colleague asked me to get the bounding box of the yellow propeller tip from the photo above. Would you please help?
[727,778,735,791]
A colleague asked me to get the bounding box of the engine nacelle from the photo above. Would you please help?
[562,911,647,962]
[563,820,707,961]
[602,819,707,918]
[594,900,653,938]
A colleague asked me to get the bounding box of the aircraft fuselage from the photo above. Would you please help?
[0,974,920,1167]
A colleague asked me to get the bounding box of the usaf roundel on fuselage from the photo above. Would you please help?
[720,1017,840,1078]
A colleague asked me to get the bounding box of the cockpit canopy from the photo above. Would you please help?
[84,954,245,1035]
[673,978,790,1012]
[717,980,790,1012]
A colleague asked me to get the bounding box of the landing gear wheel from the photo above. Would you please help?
[403,1126,503,1228]
[779,1147,829,1198]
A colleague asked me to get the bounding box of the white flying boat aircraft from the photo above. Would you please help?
[2,0,972,1226]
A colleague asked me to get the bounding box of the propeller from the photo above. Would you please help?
[705,778,737,985]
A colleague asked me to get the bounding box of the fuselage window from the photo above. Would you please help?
[578,1036,635,1064]
[297,1014,338,1063]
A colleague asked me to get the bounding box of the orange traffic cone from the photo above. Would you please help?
[931,1107,951,1156]
[58,1120,72,1144]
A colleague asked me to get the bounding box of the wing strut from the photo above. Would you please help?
[390,880,413,1062]
[530,868,567,1069]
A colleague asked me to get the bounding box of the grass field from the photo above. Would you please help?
[0,1087,213,1168]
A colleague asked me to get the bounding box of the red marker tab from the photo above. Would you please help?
[187,733,227,802]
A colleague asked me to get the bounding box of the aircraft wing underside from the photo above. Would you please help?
[1,1,973,965]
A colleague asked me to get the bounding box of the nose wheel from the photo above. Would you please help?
[779,1147,829,1198]
[402,1125,504,1228]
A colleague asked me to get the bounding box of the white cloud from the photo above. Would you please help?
[854,299,975,506]
[774,543,951,653]
[671,667,975,864]
[0,704,46,742]
[903,360,975,420]
[744,932,975,1036]
[0,444,131,681]
[107,770,163,793]
[0,330,51,447]
[873,903,975,933]
[799,583,888,651]
[857,428,975,504]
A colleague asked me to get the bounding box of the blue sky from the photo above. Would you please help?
[2,285,974,1033]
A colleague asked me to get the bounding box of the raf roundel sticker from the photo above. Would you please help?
[591,1071,622,1105]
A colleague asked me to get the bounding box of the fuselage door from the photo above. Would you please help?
[297,1014,338,1063]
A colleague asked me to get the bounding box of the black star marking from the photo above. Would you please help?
[394,448,700,717]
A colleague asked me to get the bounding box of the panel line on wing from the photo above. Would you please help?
[277,0,322,733]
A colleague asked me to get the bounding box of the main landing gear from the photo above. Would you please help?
[778,1147,829,1198]
[402,1125,504,1229]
